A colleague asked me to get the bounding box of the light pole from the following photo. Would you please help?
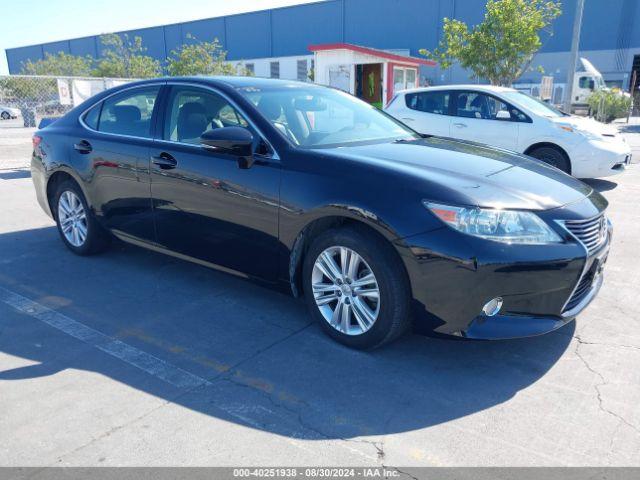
[563,0,585,112]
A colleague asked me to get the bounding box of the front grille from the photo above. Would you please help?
[564,268,595,312]
[561,214,608,255]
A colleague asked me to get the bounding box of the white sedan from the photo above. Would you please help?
[385,85,631,178]
[0,105,21,120]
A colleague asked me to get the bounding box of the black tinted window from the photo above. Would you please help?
[83,103,101,130]
[98,87,159,138]
[455,92,518,121]
[406,91,450,115]
[579,76,594,90]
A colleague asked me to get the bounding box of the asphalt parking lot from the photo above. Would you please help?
[1,122,639,467]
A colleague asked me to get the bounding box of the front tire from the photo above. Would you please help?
[1,111,10,120]
[302,226,411,350]
[54,179,110,255]
[528,146,571,174]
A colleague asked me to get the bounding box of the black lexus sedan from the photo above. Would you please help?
[31,77,611,349]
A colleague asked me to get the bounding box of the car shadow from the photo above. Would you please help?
[582,178,618,193]
[0,226,574,440]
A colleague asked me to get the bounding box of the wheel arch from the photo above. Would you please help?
[45,169,88,220]
[288,213,406,298]
[524,142,571,173]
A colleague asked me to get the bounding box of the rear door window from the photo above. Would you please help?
[83,103,101,130]
[97,87,160,138]
[405,91,450,115]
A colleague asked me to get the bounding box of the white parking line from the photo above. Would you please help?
[0,285,379,462]
[0,286,210,389]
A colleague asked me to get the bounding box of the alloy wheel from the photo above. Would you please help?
[58,190,88,247]
[311,246,380,335]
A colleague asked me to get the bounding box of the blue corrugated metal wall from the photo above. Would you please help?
[6,0,639,74]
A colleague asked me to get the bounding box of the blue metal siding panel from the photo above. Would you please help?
[272,1,343,57]
[580,0,633,51]
[344,0,439,57]
[8,0,640,76]
[226,11,271,59]
[69,37,98,57]
[42,41,70,57]
[450,0,487,26]
[180,18,226,45]
[125,27,167,61]
[538,0,575,53]
[6,45,43,73]
[163,24,183,57]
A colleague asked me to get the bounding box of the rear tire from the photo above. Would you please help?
[302,225,411,350]
[54,179,110,255]
[1,111,10,120]
[528,146,571,174]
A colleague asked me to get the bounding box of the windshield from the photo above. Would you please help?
[501,91,568,118]
[237,85,420,148]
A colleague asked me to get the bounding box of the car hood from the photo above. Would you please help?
[321,137,594,210]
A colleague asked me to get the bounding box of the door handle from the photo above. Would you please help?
[152,153,177,170]
[401,117,415,122]
[73,140,92,154]
[453,123,468,128]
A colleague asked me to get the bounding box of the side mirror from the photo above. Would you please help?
[496,110,511,120]
[200,127,254,168]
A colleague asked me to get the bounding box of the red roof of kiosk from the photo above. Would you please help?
[308,43,436,66]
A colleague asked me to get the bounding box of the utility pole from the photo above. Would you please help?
[563,0,585,112]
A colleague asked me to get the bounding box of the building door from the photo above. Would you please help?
[356,64,383,108]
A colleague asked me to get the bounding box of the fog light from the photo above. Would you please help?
[482,297,503,317]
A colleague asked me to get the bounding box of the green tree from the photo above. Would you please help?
[0,77,56,103]
[93,33,161,78]
[166,35,251,76]
[421,0,562,86]
[21,52,94,77]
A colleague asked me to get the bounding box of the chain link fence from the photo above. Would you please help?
[0,75,136,128]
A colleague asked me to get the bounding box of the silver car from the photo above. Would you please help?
[0,105,21,120]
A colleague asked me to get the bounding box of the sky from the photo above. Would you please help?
[0,0,324,74]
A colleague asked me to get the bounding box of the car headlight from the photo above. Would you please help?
[556,123,601,141]
[424,201,562,244]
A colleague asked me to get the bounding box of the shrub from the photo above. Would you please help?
[587,89,632,123]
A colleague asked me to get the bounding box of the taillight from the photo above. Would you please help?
[32,135,42,149]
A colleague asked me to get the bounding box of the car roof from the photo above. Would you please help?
[106,76,317,95]
[397,84,518,95]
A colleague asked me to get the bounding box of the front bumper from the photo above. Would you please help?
[570,138,632,179]
[397,198,610,340]
[463,244,607,340]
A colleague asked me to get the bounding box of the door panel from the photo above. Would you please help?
[76,86,160,242]
[150,86,281,280]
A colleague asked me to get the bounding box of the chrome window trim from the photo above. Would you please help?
[78,83,165,141]
[77,80,280,160]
